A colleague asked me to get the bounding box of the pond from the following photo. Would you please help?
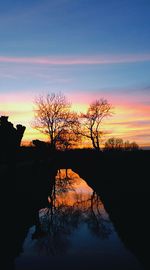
[15,169,143,270]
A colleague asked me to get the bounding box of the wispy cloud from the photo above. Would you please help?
[0,54,150,65]
[0,89,149,146]
[108,120,150,127]
[0,73,17,79]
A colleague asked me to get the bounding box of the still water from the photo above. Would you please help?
[15,169,143,270]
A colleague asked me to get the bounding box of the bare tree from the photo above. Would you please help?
[32,92,79,150]
[104,137,123,150]
[124,140,139,151]
[78,99,113,151]
[104,138,139,151]
[56,129,80,150]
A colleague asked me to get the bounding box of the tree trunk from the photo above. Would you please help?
[91,135,97,150]
[96,132,100,151]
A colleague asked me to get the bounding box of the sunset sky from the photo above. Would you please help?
[0,0,150,148]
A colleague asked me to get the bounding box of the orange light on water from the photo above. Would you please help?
[55,169,93,206]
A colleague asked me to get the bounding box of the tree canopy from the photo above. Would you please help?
[104,137,139,151]
[32,93,80,150]
[78,99,113,150]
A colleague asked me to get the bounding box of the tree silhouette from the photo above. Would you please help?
[32,92,80,150]
[124,141,139,151]
[78,99,113,150]
[56,128,80,150]
[104,137,139,151]
[104,137,123,150]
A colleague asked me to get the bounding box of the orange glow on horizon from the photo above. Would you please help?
[0,93,149,148]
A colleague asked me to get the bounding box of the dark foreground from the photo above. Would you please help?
[1,149,150,270]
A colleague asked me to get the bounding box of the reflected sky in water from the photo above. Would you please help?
[15,169,143,270]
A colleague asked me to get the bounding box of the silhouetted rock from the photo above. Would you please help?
[0,116,26,163]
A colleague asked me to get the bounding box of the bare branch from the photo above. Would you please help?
[78,99,113,150]
[32,92,80,150]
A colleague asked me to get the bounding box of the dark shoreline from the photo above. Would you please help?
[1,148,150,270]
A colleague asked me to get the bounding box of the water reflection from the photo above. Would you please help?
[32,169,111,256]
[15,169,143,270]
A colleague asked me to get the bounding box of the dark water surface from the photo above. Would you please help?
[15,169,143,270]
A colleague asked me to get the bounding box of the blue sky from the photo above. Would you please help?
[0,0,150,55]
[0,0,150,56]
[0,0,150,92]
[0,0,150,146]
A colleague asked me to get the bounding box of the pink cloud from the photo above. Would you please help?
[0,92,35,102]
[0,90,149,147]
[67,90,146,107]
[0,54,150,65]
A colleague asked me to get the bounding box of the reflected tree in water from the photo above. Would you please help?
[32,170,111,255]
[86,191,112,239]
[74,191,112,239]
